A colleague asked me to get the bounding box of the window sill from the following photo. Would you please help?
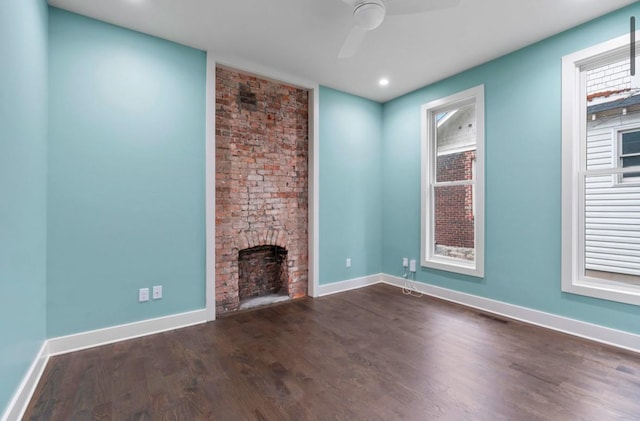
[562,277,640,306]
[422,257,484,278]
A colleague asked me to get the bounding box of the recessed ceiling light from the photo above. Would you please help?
[379,78,389,86]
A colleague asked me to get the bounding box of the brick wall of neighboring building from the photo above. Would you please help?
[435,150,475,249]
[215,66,309,314]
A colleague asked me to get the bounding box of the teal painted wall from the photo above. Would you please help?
[382,3,640,333]
[319,87,383,284]
[0,0,48,413]
[47,9,207,337]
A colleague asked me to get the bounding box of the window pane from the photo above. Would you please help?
[622,154,640,179]
[622,155,640,168]
[622,131,640,155]
[584,173,640,286]
[436,104,476,182]
[586,60,640,180]
[585,58,634,172]
[433,184,474,261]
[586,56,630,99]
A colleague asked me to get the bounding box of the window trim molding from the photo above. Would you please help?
[562,32,640,306]
[421,84,485,278]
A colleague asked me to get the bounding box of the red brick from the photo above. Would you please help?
[215,67,309,315]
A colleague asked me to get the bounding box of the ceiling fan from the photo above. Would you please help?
[337,0,461,58]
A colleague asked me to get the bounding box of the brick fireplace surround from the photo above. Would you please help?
[215,66,309,315]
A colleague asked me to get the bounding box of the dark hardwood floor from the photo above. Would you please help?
[24,284,640,420]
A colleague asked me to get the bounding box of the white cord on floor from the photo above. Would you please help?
[401,268,423,298]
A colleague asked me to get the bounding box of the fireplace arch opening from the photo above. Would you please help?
[238,245,289,309]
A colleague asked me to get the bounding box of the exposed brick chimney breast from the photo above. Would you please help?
[215,67,309,315]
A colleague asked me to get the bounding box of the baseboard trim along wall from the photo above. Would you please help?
[2,341,49,421]
[47,309,208,356]
[381,274,640,354]
[316,273,382,296]
[5,275,640,419]
[3,310,208,420]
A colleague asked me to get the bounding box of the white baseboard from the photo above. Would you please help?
[4,275,639,420]
[47,309,208,356]
[382,274,640,354]
[317,273,382,296]
[3,310,208,419]
[1,341,49,421]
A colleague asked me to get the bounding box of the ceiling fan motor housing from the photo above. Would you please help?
[353,1,386,30]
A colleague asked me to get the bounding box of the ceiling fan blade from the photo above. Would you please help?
[386,0,460,16]
[338,26,367,58]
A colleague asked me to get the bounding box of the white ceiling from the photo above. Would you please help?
[48,0,637,102]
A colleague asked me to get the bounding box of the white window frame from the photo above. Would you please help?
[562,32,640,306]
[421,85,485,277]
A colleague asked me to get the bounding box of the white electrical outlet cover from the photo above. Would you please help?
[409,259,417,272]
[139,288,149,302]
[346,258,352,268]
[152,285,163,300]
[402,258,409,267]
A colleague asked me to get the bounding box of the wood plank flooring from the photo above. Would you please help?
[24,284,640,420]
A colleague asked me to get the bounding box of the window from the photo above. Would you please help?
[421,85,485,277]
[562,33,640,305]
[620,130,640,180]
